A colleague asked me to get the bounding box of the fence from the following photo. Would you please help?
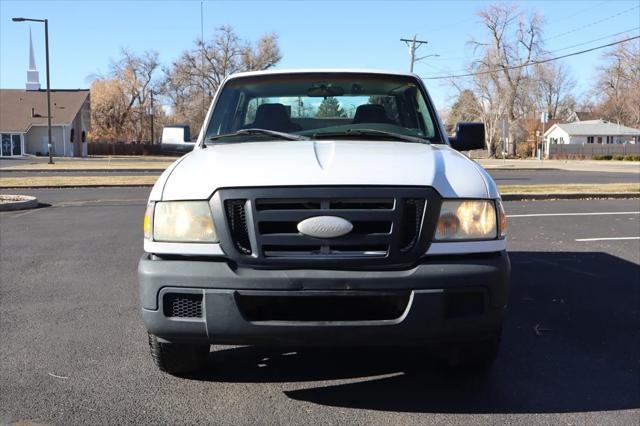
[87,142,162,156]
[548,143,640,159]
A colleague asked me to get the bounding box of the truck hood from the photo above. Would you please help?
[159,140,495,200]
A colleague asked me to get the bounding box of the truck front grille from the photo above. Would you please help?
[215,187,439,268]
[224,199,252,255]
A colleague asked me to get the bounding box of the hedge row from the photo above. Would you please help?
[593,155,640,161]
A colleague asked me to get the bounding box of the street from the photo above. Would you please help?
[0,187,639,424]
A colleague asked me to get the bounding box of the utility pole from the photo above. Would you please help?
[400,35,437,72]
[150,91,154,144]
[200,1,206,124]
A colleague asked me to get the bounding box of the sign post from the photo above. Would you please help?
[540,111,548,164]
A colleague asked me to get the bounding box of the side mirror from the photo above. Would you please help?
[449,122,485,151]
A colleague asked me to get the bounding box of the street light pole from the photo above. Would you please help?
[12,17,54,164]
[44,19,53,164]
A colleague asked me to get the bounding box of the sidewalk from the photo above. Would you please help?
[478,158,640,173]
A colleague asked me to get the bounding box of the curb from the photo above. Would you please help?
[0,184,154,189]
[0,168,165,173]
[501,192,640,201]
[0,195,39,211]
[482,167,561,171]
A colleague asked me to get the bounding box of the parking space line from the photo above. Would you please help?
[508,211,640,218]
[575,237,640,242]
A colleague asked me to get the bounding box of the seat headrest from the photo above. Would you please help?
[352,104,393,124]
[254,103,290,127]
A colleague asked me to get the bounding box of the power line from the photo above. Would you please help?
[546,0,609,24]
[548,27,640,53]
[545,4,640,41]
[422,35,640,80]
[421,26,640,66]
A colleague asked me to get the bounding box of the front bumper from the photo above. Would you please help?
[138,251,510,346]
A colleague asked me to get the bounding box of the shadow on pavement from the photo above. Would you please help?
[198,251,640,414]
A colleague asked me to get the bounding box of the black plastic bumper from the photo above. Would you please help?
[138,251,510,346]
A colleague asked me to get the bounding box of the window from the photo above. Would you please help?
[205,73,440,143]
[70,128,75,143]
[1,134,22,156]
[1,134,10,156]
[587,136,594,144]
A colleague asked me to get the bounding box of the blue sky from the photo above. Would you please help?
[1,0,639,110]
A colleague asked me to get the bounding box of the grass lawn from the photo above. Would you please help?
[498,183,640,195]
[1,158,173,171]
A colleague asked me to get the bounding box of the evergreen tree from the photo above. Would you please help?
[315,97,346,118]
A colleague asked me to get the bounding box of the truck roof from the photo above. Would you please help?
[226,68,419,80]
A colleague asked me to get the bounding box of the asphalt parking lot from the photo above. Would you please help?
[1,187,639,424]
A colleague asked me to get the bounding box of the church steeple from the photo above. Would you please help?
[26,27,41,91]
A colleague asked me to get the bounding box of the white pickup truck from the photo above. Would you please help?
[139,69,509,376]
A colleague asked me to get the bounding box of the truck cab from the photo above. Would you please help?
[139,69,509,375]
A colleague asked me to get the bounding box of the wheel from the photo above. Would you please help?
[147,333,210,375]
[445,331,502,370]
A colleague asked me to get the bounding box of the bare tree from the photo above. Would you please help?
[469,3,545,155]
[161,26,282,133]
[592,41,640,127]
[532,62,576,120]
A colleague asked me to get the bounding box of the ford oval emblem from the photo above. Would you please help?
[297,216,353,239]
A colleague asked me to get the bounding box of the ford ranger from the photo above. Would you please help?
[139,69,510,375]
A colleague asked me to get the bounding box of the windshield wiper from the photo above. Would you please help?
[312,129,429,144]
[207,128,310,144]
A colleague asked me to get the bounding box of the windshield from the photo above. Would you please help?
[204,73,442,143]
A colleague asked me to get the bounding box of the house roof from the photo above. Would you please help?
[0,89,89,133]
[544,119,640,137]
[571,111,598,121]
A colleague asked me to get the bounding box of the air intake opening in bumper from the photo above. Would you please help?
[235,292,411,322]
[163,293,203,318]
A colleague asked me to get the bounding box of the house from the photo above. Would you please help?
[0,29,90,157]
[543,119,640,157]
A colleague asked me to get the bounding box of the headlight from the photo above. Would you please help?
[435,200,498,241]
[145,201,218,243]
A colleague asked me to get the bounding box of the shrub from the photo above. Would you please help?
[593,155,613,160]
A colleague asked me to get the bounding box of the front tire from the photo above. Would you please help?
[148,333,210,375]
